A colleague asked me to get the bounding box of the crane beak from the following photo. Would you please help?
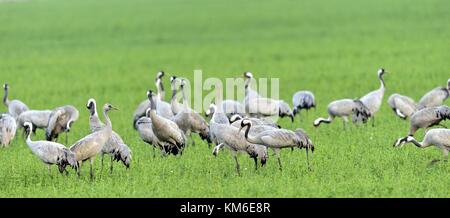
[111,106,119,111]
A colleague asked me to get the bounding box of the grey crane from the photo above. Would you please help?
[360,68,387,127]
[212,113,281,156]
[70,103,117,179]
[3,83,29,119]
[292,91,316,119]
[17,110,52,136]
[171,79,210,146]
[136,108,177,156]
[211,123,268,175]
[417,78,450,109]
[387,93,417,120]
[155,71,166,101]
[239,119,315,171]
[87,99,132,173]
[132,72,173,129]
[46,105,79,145]
[313,99,371,129]
[394,129,449,164]
[208,85,233,148]
[147,90,186,155]
[0,113,17,146]
[243,72,294,122]
[394,105,450,146]
[209,86,268,174]
[24,122,77,174]
[155,73,174,119]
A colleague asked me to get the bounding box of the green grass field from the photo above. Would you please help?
[0,0,449,198]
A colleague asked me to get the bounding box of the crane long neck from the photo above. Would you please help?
[103,109,112,130]
[215,86,224,113]
[171,85,178,104]
[25,127,33,146]
[181,85,188,107]
[243,123,258,144]
[245,81,250,98]
[156,80,165,101]
[408,138,423,148]
[3,87,8,106]
[379,74,385,89]
[91,103,98,117]
[149,95,157,110]
[26,128,31,142]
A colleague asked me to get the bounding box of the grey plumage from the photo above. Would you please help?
[394,129,449,163]
[0,113,17,146]
[87,99,132,173]
[208,87,232,147]
[243,73,294,122]
[171,80,210,145]
[147,90,186,155]
[247,97,294,122]
[155,75,174,119]
[132,72,174,129]
[210,91,268,174]
[417,78,450,109]
[205,100,246,121]
[24,122,77,174]
[229,114,280,129]
[17,110,52,134]
[387,93,417,119]
[313,99,371,129]
[360,68,387,126]
[46,105,79,144]
[3,83,29,119]
[132,99,151,129]
[292,91,316,117]
[70,103,117,179]
[136,109,176,156]
[221,100,245,119]
[211,122,268,174]
[404,105,449,137]
[239,119,314,171]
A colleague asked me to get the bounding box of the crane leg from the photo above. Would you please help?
[77,161,82,178]
[65,132,68,145]
[444,150,449,163]
[372,116,376,127]
[110,156,114,175]
[101,154,104,173]
[233,153,241,176]
[47,165,51,174]
[191,135,195,146]
[305,148,312,171]
[89,159,94,181]
[253,157,258,171]
[274,148,282,171]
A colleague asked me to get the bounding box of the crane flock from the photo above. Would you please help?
[0,69,449,178]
